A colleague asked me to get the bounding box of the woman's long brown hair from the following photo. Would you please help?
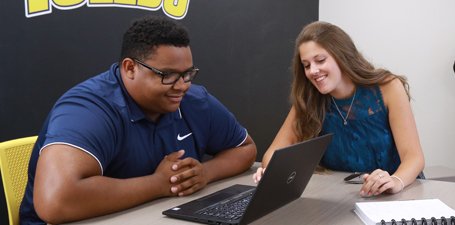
[291,21,410,142]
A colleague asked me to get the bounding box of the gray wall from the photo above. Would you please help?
[0,1,318,222]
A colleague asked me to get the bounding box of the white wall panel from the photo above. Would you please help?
[320,0,455,169]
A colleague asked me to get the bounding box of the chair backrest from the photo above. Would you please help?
[0,136,37,225]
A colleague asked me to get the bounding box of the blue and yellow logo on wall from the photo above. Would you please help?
[25,0,190,19]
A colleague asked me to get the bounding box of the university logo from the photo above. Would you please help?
[25,0,190,20]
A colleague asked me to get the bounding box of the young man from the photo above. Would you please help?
[19,16,257,225]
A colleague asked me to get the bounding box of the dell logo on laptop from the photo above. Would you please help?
[287,171,296,184]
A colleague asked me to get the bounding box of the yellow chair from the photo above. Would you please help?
[0,136,37,225]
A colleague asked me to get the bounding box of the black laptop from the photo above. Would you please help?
[162,133,334,225]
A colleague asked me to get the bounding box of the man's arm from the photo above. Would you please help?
[202,134,256,183]
[169,134,257,196]
[34,144,187,224]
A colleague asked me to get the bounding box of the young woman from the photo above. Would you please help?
[253,21,425,197]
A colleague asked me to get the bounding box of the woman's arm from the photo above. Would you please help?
[253,107,299,183]
[361,78,425,196]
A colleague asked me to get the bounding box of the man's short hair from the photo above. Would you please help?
[119,16,190,63]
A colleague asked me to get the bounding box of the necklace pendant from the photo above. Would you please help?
[343,121,347,126]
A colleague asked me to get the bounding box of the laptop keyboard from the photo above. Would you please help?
[196,189,254,220]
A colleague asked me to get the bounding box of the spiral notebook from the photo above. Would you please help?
[355,199,455,225]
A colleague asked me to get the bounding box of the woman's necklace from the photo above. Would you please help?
[331,90,356,126]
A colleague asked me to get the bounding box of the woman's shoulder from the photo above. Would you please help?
[379,76,404,89]
[378,77,408,109]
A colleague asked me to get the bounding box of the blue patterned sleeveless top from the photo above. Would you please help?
[319,85,400,174]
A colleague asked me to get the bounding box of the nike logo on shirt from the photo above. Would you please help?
[177,133,193,141]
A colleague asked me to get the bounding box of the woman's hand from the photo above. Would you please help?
[252,167,266,184]
[360,169,401,196]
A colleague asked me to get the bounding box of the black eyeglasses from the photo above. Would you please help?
[133,58,199,85]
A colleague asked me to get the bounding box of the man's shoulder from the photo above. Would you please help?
[53,64,129,120]
[61,64,124,104]
[179,85,213,121]
[185,84,208,98]
[182,84,209,104]
[72,64,118,91]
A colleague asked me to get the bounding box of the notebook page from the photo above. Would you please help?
[355,199,455,224]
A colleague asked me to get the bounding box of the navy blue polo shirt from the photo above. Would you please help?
[20,63,247,225]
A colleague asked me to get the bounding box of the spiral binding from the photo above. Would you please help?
[380,216,455,225]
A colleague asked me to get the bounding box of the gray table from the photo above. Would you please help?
[65,162,455,225]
